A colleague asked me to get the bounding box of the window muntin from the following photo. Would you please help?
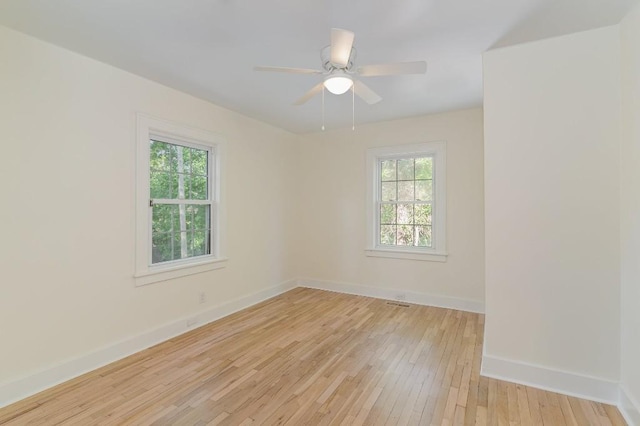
[378,156,434,248]
[149,138,214,265]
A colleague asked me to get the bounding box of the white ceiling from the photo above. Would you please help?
[0,0,636,134]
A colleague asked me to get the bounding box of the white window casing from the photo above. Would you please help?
[366,141,447,262]
[135,114,227,286]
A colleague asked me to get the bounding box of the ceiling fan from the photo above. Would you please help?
[254,28,427,106]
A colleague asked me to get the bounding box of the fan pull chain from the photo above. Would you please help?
[352,84,355,131]
[321,86,325,131]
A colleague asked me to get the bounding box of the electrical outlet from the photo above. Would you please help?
[396,293,406,301]
[186,316,198,327]
[198,292,206,304]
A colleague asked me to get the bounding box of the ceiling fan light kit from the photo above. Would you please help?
[255,28,427,129]
[324,72,353,95]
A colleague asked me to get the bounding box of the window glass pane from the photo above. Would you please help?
[150,140,172,171]
[380,225,396,245]
[416,226,432,247]
[150,171,172,199]
[165,172,177,200]
[182,146,193,174]
[152,232,173,263]
[152,204,178,233]
[415,180,433,201]
[183,204,194,229]
[152,203,210,264]
[189,230,208,256]
[173,205,186,233]
[174,173,189,199]
[381,182,397,201]
[397,181,414,201]
[397,159,414,180]
[380,204,396,225]
[415,157,432,179]
[398,225,414,245]
[191,148,208,176]
[415,204,432,225]
[193,205,209,230]
[171,144,189,174]
[164,144,177,173]
[182,146,194,173]
[172,231,187,260]
[151,141,209,202]
[397,204,414,225]
[381,160,396,181]
[190,174,208,199]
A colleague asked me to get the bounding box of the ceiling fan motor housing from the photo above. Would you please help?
[321,45,356,72]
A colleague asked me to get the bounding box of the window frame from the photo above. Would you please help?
[366,141,447,262]
[135,114,227,286]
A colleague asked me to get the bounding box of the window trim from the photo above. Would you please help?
[365,141,447,262]
[135,114,227,286]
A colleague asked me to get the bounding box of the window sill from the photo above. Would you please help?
[365,248,447,262]
[134,257,228,287]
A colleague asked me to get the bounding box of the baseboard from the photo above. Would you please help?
[620,385,640,426]
[0,279,297,409]
[480,354,619,405]
[298,278,484,313]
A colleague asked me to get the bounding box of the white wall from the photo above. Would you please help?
[620,2,640,422]
[483,26,622,399]
[0,25,299,396]
[296,109,485,309]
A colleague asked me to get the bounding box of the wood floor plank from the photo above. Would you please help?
[486,377,498,426]
[604,403,628,426]
[0,288,626,425]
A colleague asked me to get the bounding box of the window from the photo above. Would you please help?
[135,114,226,286]
[149,139,212,264]
[366,142,447,262]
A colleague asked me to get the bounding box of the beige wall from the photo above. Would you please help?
[620,2,640,421]
[483,26,621,382]
[296,109,485,304]
[0,26,299,386]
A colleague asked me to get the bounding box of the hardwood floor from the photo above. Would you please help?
[0,288,626,425]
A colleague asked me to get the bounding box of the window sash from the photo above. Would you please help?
[148,202,216,266]
[148,137,216,267]
[375,156,436,249]
[376,201,435,248]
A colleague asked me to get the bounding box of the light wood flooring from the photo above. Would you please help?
[0,288,626,425]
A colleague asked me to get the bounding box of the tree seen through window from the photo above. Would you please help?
[150,139,211,264]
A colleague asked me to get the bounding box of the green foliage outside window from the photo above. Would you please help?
[150,140,211,264]
[379,156,433,247]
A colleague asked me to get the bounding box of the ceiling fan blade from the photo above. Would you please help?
[294,83,325,105]
[330,28,355,67]
[254,66,322,74]
[357,61,427,77]
[353,80,382,104]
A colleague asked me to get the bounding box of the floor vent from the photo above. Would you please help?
[386,302,411,308]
